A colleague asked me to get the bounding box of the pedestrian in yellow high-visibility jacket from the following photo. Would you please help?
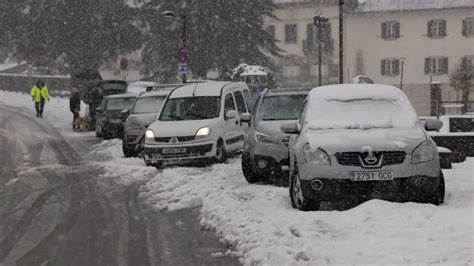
[31,79,50,118]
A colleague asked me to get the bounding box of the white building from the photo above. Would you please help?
[345,0,474,115]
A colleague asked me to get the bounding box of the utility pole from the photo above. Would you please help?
[339,0,344,84]
[313,16,329,86]
[399,59,405,91]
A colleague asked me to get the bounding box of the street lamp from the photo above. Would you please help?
[313,15,329,86]
[162,10,188,83]
[399,58,406,91]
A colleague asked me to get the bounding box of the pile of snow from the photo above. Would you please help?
[140,158,473,265]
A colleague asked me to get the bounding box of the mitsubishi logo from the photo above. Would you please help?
[364,152,378,165]
[170,137,178,144]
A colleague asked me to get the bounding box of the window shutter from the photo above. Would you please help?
[381,22,387,39]
[425,58,431,74]
[462,19,467,36]
[307,23,314,49]
[439,20,447,37]
[381,59,387,75]
[394,22,400,38]
[427,21,433,37]
[393,60,400,75]
[441,58,449,74]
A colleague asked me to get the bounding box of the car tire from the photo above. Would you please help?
[242,152,259,183]
[214,140,227,164]
[289,166,315,211]
[122,141,134,158]
[428,171,445,206]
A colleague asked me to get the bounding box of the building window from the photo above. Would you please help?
[283,65,300,77]
[266,25,276,39]
[427,19,447,38]
[285,24,297,43]
[425,57,449,75]
[310,64,329,77]
[380,58,400,76]
[462,18,474,37]
[381,21,400,39]
[462,56,474,71]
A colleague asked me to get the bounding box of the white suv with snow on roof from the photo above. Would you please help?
[143,81,252,168]
[282,84,445,210]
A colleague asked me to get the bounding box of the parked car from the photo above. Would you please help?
[122,88,179,157]
[95,93,138,139]
[241,87,311,185]
[144,81,252,168]
[282,84,445,210]
[127,81,159,94]
[429,115,474,161]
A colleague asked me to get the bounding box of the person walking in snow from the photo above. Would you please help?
[70,87,81,130]
[31,79,50,118]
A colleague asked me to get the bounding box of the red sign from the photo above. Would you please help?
[178,46,188,64]
[120,58,129,71]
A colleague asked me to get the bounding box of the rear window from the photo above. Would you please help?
[259,95,307,121]
[449,117,474,132]
[106,97,136,111]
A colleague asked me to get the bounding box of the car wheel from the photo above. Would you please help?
[122,141,133,158]
[289,166,314,211]
[242,152,259,183]
[214,140,227,164]
[429,171,445,205]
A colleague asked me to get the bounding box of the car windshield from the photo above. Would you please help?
[133,96,166,114]
[259,95,307,121]
[106,97,136,111]
[306,98,419,130]
[159,96,221,121]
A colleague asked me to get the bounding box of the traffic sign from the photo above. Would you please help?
[178,46,188,63]
[120,58,129,71]
[177,63,189,74]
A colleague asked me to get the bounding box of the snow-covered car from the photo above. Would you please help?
[122,90,174,157]
[95,93,138,139]
[282,84,445,210]
[126,81,159,94]
[241,87,310,185]
[429,115,474,160]
[143,81,252,168]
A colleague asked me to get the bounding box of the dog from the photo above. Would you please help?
[74,116,92,132]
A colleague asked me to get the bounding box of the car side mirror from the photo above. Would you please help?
[96,107,103,113]
[240,112,251,123]
[281,121,299,134]
[424,118,443,131]
[226,110,238,120]
[121,109,130,119]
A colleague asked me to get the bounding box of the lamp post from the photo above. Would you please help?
[338,0,344,84]
[313,15,329,86]
[163,11,188,83]
[399,58,405,91]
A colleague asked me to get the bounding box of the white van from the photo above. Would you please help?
[143,81,252,167]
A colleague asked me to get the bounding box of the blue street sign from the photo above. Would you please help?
[177,63,189,74]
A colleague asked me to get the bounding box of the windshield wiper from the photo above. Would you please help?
[162,114,184,121]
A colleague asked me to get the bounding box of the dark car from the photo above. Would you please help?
[95,93,138,139]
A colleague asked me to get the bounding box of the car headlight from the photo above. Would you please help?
[303,144,331,165]
[145,129,155,142]
[195,126,211,139]
[255,132,276,144]
[412,140,436,164]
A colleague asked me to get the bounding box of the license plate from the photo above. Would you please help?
[162,147,186,154]
[351,171,394,181]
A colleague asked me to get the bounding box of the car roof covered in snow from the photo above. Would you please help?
[168,81,237,98]
[308,84,406,103]
[266,87,312,96]
[137,90,171,98]
[351,0,474,13]
[104,92,138,99]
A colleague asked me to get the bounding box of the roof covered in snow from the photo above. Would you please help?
[169,81,233,98]
[352,0,474,13]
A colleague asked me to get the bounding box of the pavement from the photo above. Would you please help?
[0,106,239,266]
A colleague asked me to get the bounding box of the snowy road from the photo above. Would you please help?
[0,102,238,266]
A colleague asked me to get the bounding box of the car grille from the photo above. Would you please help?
[154,136,195,143]
[335,151,406,168]
[282,136,291,147]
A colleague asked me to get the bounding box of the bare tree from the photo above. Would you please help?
[450,59,473,114]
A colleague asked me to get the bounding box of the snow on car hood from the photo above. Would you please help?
[149,119,216,137]
[256,120,296,135]
[306,127,427,155]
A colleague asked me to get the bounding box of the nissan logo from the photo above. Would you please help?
[170,137,178,144]
[364,152,378,165]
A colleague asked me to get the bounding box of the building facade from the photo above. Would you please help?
[345,0,474,115]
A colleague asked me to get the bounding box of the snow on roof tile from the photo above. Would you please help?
[353,0,474,13]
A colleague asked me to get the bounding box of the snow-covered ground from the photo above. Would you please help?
[2,90,473,265]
